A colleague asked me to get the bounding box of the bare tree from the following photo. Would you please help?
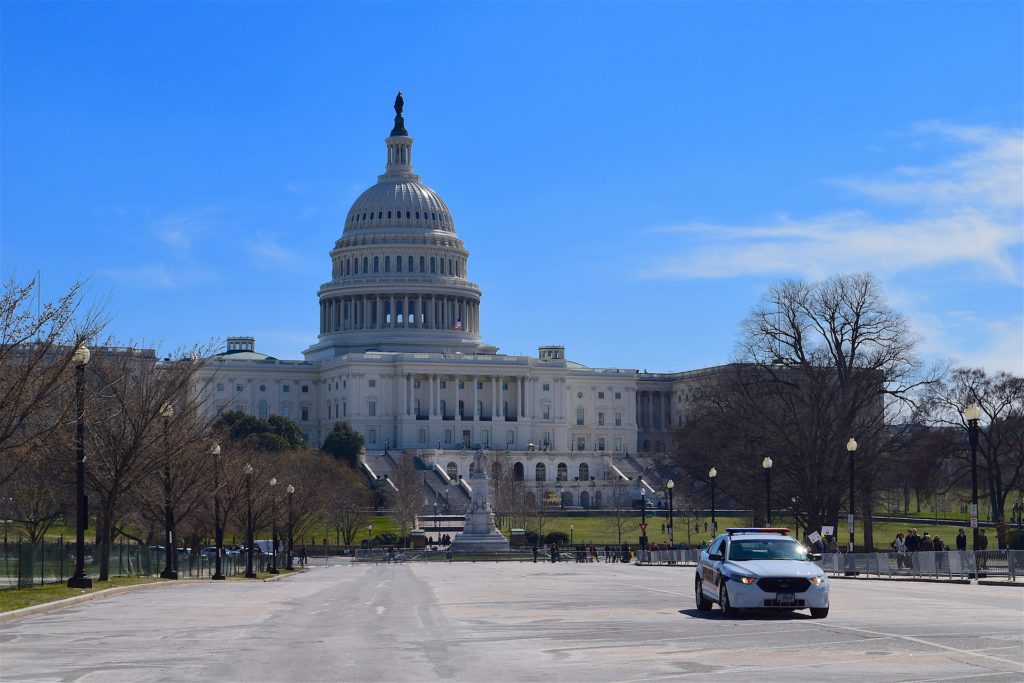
[0,277,107,485]
[386,453,425,542]
[0,441,69,544]
[604,474,634,545]
[83,343,213,580]
[924,368,1024,547]
[672,274,938,550]
[326,465,373,545]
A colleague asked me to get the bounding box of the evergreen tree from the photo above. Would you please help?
[321,421,364,467]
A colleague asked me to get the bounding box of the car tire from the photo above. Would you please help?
[719,583,737,617]
[810,606,829,619]
[695,577,713,611]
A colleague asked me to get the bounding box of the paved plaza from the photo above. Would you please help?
[2,560,1022,682]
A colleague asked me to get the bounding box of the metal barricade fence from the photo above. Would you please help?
[814,550,1021,581]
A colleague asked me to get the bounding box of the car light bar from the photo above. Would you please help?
[725,528,791,535]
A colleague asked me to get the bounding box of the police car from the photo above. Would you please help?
[695,528,829,618]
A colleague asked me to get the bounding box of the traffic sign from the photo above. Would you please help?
[639,523,648,532]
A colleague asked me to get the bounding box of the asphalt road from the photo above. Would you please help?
[2,560,1022,682]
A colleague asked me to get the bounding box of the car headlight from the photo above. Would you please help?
[809,575,826,585]
[728,574,756,584]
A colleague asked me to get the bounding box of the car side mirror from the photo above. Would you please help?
[709,552,723,561]
[808,552,822,561]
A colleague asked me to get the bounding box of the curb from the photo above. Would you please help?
[0,570,308,625]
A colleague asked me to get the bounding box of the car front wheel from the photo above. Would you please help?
[810,606,829,619]
[719,583,737,617]
[695,577,713,611]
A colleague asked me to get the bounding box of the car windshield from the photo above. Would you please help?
[729,539,807,561]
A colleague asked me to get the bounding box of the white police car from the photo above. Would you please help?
[695,528,829,618]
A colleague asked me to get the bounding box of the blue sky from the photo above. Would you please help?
[2,1,1022,374]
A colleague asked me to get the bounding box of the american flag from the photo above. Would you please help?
[453,318,462,330]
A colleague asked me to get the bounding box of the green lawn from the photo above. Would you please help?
[0,576,161,613]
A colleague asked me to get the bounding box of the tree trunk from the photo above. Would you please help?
[96,507,115,581]
[862,489,875,552]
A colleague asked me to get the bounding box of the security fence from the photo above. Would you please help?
[637,548,1023,581]
[1,540,266,588]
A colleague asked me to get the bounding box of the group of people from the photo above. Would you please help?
[532,543,636,563]
[890,527,985,568]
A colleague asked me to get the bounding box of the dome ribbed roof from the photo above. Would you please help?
[343,179,454,233]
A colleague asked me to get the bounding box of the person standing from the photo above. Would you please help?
[956,528,967,551]
[979,529,989,568]
[891,533,907,569]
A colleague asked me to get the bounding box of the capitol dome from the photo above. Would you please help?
[303,92,491,360]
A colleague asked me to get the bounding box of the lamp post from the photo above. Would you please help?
[285,485,295,570]
[570,523,574,546]
[791,496,800,542]
[434,502,438,545]
[445,484,450,513]
[762,457,773,526]
[268,477,279,574]
[67,343,92,589]
[244,463,256,578]
[640,485,648,549]
[963,403,982,551]
[666,480,675,547]
[159,402,177,580]
[846,438,858,552]
[368,524,373,552]
[211,444,225,580]
[709,468,717,537]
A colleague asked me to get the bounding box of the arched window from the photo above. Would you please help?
[353,259,358,274]
[406,211,410,219]
[373,256,379,273]
[535,463,546,482]
[258,400,268,419]
[448,259,453,274]
[446,461,458,479]
[469,461,475,474]
[430,257,436,273]
[580,490,590,509]
[579,463,590,481]
[432,212,436,220]
[408,256,414,272]
[415,211,420,219]
[396,255,402,272]
[346,259,350,275]
[561,490,573,507]
[556,462,568,481]
[387,211,391,219]
[513,462,524,481]
[576,406,585,426]
[377,211,382,219]
[439,259,445,275]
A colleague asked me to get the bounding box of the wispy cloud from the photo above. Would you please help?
[646,123,1023,282]
[99,262,219,289]
[243,232,302,268]
[151,206,221,250]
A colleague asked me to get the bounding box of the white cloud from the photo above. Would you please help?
[912,309,1024,376]
[243,233,302,268]
[646,123,1023,282]
[151,207,220,250]
[99,263,218,289]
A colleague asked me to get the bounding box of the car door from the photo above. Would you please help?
[701,537,726,597]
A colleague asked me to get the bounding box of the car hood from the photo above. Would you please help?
[723,560,824,578]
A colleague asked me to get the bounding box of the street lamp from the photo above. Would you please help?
[762,457,773,526]
[846,437,858,552]
[285,484,295,570]
[666,480,675,547]
[368,523,373,552]
[67,343,92,589]
[211,444,225,580]
[159,402,177,580]
[963,403,982,551]
[445,484,450,513]
[709,468,717,537]
[244,463,256,578]
[570,523,574,546]
[268,477,279,574]
[640,485,648,549]
[791,496,800,542]
[434,502,439,545]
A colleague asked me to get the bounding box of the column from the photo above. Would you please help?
[400,372,406,418]
[454,375,461,421]
[429,374,435,417]
[426,295,434,329]
[434,375,442,416]
[491,376,498,419]
[472,375,479,418]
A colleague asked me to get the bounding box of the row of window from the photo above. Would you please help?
[216,383,309,393]
[349,208,451,226]
[577,406,623,427]
[341,254,464,277]
[220,402,310,422]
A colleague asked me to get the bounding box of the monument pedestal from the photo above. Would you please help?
[450,450,510,552]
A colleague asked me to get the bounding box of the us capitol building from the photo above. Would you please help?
[199,94,718,509]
